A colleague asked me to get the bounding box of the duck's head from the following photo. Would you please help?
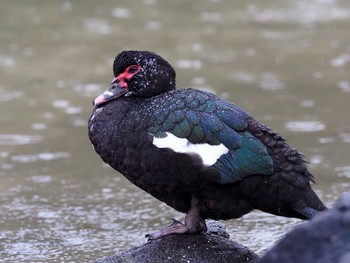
[94,50,176,106]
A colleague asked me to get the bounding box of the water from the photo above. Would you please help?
[1,0,349,262]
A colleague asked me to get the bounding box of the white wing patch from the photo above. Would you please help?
[152,132,229,166]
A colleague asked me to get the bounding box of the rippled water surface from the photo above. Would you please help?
[1,1,350,262]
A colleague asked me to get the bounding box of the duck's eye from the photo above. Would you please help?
[128,65,140,74]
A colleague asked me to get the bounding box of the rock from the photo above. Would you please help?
[257,192,350,263]
[94,220,258,263]
[95,193,350,263]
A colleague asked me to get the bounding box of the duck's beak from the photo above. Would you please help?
[93,77,128,106]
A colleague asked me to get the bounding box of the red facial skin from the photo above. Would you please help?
[114,65,141,87]
[93,65,141,106]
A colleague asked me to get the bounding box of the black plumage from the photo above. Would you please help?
[88,50,326,239]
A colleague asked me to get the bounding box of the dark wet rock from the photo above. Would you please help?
[257,192,350,263]
[94,193,350,263]
[94,220,258,263]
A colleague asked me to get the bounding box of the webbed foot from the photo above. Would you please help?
[146,196,207,240]
[146,218,188,240]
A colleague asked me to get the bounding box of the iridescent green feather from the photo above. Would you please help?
[147,88,273,184]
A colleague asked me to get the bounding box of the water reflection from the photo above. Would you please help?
[0,89,23,102]
[0,55,16,67]
[83,18,112,35]
[0,0,349,262]
[335,166,350,179]
[0,134,42,145]
[248,1,350,25]
[259,73,286,91]
[11,152,71,163]
[337,81,350,92]
[285,120,326,132]
[112,8,131,19]
[340,133,350,143]
[176,59,203,69]
[29,175,52,183]
[331,54,350,67]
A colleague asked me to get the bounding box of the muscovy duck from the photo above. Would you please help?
[88,50,327,239]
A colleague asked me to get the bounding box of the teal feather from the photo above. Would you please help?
[146,88,274,184]
[172,119,191,137]
[215,128,242,149]
[185,111,201,126]
[187,124,205,143]
[216,109,248,131]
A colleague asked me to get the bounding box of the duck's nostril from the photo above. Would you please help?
[110,83,119,90]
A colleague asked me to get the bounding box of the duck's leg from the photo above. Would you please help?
[146,196,207,240]
[184,196,207,234]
